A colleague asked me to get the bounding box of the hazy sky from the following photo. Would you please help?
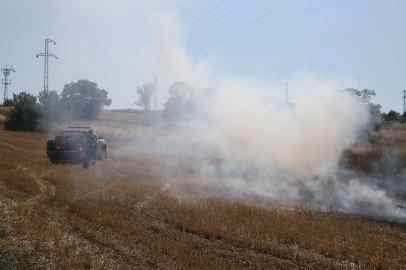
[1,0,405,112]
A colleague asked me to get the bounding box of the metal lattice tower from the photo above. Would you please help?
[403,90,406,113]
[1,65,15,104]
[36,39,57,106]
[154,75,157,111]
[285,83,289,103]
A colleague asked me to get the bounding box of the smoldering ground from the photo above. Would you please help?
[48,0,405,220]
[104,74,406,221]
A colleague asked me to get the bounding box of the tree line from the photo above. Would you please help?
[133,81,217,122]
[2,79,111,132]
[2,77,402,133]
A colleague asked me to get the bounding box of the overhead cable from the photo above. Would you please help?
[188,0,293,56]
[56,0,229,69]
[54,0,248,77]
[16,0,293,80]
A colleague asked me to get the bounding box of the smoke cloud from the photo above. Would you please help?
[211,75,369,177]
[47,0,404,219]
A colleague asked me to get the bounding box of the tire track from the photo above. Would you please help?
[0,140,44,154]
[135,178,174,211]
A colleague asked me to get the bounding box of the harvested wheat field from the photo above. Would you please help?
[1,111,406,269]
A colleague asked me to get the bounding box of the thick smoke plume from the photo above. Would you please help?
[59,0,404,219]
[157,75,405,218]
[211,76,369,177]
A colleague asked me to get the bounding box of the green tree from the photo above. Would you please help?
[61,80,112,119]
[4,92,41,131]
[38,89,71,124]
[2,98,13,107]
[38,89,60,108]
[12,91,37,106]
[401,112,406,123]
[382,110,401,122]
[133,82,155,120]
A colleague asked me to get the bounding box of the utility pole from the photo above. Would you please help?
[403,90,406,113]
[1,65,15,104]
[285,83,289,103]
[36,39,57,107]
[154,75,157,111]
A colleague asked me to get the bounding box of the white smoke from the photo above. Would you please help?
[210,74,369,177]
[49,0,404,218]
[123,1,402,216]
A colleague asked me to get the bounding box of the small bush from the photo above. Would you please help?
[0,226,6,238]
[4,103,41,131]
[4,92,41,131]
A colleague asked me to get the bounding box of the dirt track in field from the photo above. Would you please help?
[1,122,406,269]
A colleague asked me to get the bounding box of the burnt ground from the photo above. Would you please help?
[1,122,406,269]
[190,169,406,231]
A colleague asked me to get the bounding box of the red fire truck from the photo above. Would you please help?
[46,126,107,164]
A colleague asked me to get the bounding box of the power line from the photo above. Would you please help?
[15,1,293,81]
[118,0,249,67]
[188,0,293,56]
[61,1,230,68]
[52,0,228,70]
[171,0,250,46]
[102,0,293,79]
[179,0,228,32]
[52,0,249,77]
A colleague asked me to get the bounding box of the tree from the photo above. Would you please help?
[343,88,382,126]
[3,98,13,107]
[344,88,378,105]
[38,89,60,108]
[12,91,38,106]
[38,89,70,124]
[133,82,155,120]
[382,110,401,122]
[4,92,41,131]
[163,82,217,119]
[61,80,112,119]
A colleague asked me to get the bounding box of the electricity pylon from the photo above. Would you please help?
[1,65,15,104]
[36,39,57,107]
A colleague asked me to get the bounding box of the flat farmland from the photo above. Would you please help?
[1,112,406,269]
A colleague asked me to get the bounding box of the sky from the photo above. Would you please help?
[0,0,405,112]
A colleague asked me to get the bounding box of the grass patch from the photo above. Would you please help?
[0,106,11,115]
[0,115,6,125]
[0,246,45,270]
[2,116,406,269]
[110,108,143,114]
[0,227,6,239]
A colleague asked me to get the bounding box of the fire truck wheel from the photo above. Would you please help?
[97,148,107,160]
[83,161,89,169]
